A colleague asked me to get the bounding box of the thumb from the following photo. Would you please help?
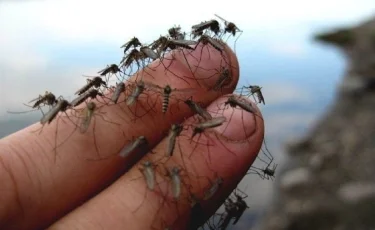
[48,95,264,230]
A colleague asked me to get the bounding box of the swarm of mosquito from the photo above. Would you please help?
[7,14,277,230]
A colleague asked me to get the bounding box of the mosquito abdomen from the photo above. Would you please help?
[162,93,169,114]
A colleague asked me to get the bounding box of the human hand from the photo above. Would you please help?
[0,42,264,230]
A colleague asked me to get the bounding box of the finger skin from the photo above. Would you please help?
[48,95,264,230]
[0,43,239,230]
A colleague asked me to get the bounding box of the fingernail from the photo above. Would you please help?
[205,95,262,141]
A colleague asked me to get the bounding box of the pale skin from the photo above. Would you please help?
[0,42,265,230]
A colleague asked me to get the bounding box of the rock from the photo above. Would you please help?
[280,167,312,193]
[259,16,375,230]
[338,182,375,204]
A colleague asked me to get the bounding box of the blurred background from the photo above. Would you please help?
[1,0,375,229]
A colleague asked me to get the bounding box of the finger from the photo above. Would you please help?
[48,95,264,230]
[0,43,239,230]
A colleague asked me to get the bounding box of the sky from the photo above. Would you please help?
[0,1,375,226]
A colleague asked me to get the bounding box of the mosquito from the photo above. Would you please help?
[218,197,238,230]
[7,91,60,117]
[119,48,153,78]
[98,64,122,76]
[29,91,58,109]
[191,20,221,38]
[248,161,278,180]
[192,36,226,80]
[218,95,262,144]
[126,80,146,106]
[184,97,212,120]
[76,101,120,134]
[151,37,197,69]
[214,14,242,37]
[111,82,126,104]
[70,88,104,107]
[166,124,184,157]
[121,37,142,54]
[150,36,168,51]
[40,99,71,125]
[131,160,157,214]
[195,34,224,53]
[78,101,98,133]
[152,37,197,75]
[232,189,249,225]
[151,36,196,53]
[120,46,159,78]
[165,39,197,51]
[168,167,182,201]
[146,166,187,230]
[125,80,158,122]
[161,123,201,173]
[168,25,185,40]
[119,135,150,158]
[120,48,143,69]
[224,95,256,114]
[191,116,227,139]
[54,101,119,160]
[212,66,232,91]
[189,115,242,174]
[188,116,232,164]
[214,14,243,52]
[140,46,159,60]
[148,36,197,86]
[31,98,78,162]
[145,82,196,114]
[203,176,224,200]
[246,85,265,105]
[75,76,107,96]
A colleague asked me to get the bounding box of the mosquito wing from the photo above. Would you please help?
[170,168,182,199]
[170,40,197,49]
[111,82,125,103]
[119,136,147,158]
[257,91,265,105]
[198,116,226,129]
[79,109,93,133]
[203,177,223,200]
[140,47,159,60]
[143,81,163,92]
[97,65,111,75]
[232,201,248,225]
[120,40,131,48]
[192,20,214,31]
[142,163,155,190]
[74,81,92,95]
[40,101,63,124]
